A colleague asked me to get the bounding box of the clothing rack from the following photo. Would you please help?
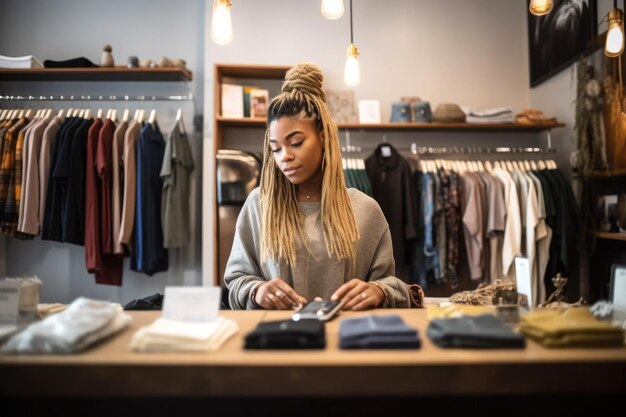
[409,145,557,155]
[0,93,194,102]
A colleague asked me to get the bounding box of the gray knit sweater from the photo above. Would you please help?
[224,187,411,310]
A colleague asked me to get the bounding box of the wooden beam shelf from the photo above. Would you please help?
[0,67,192,82]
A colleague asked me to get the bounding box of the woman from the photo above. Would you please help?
[224,63,421,310]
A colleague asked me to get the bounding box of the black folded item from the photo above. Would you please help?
[339,315,421,349]
[427,314,525,348]
[123,293,164,311]
[244,319,325,349]
[44,57,98,68]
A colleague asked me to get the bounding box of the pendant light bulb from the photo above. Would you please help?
[344,43,360,87]
[211,0,233,45]
[605,8,625,57]
[529,0,553,16]
[321,0,344,20]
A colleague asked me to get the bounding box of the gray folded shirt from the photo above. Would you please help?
[339,314,421,349]
[427,314,525,348]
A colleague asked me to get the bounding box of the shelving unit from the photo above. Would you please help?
[591,231,626,241]
[0,67,192,82]
[216,116,563,131]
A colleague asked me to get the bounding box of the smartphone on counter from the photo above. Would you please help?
[291,299,345,322]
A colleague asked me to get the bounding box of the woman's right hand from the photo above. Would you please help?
[254,278,307,310]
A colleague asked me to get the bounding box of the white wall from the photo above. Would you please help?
[1,0,588,301]
[202,0,536,282]
[0,0,206,304]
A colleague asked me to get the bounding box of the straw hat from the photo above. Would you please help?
[432,103,466,123]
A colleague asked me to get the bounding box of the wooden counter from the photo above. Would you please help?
[1,309,625,400]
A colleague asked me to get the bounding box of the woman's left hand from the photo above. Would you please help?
[330,279,385,311]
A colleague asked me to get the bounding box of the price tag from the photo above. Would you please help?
[163,286,221,323]
[514,257,532,310]
[0,280,21,326]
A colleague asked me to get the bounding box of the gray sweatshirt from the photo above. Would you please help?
[224,187,411,310]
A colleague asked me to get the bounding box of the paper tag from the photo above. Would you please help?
[0,281,21,325]
[514,257,532,310]
[163,286,221,323]
[611,265,626,309]
[381,145,392,157]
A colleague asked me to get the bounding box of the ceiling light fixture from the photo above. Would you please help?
[344,0,360,87]
[529,0,553,16]
[322,0,344,20]
[211,0,233,45]
[605,1,625,57]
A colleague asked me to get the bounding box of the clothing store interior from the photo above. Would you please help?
[1,0,625,415]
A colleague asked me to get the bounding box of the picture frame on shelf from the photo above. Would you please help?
[358,99,381,124]
[250,89,269,119]
[527,0,597,87]
[327,90,357,123]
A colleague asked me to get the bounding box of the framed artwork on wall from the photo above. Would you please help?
[527,0,597,87]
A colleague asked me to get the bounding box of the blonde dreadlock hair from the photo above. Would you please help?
[260,62,359,267]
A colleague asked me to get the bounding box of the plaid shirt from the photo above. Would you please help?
[1,118,31,237]
[0,118,26,225]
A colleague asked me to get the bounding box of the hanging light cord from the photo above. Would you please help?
[349,0,354,44]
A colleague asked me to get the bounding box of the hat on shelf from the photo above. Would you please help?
[515,108,557,124]
[44,57,98,68]
[432,103,466,123]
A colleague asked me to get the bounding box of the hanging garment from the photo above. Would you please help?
[118,119,141,250]
[37,116,62,232]
[160,124,195,248]
[42,116,81,242]
[63,117,92,244]
[17,115,53,235]
[131,122,168,275]
[365,143,417,280]
[111,120,128,255]
[492,167,521,278]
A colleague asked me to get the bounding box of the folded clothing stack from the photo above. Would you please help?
[515,108,557,125]
[0,54,43,69]
[244,319,325,349]
[519,308,625,348]
[427,314,525,348]
[1,297,131,354]
[462,106,515,123]
[131,316,238,352]
[339,314,421,349]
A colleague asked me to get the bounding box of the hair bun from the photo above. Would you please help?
[282,62,326,103]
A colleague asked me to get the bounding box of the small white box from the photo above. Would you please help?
[0,276,42,326]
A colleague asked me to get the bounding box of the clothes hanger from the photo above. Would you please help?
[110,109,117,123]
[96,108,103,119]
[176,108,186,134]
[0,109,7,120]
[148,109,157,126]
[530,160,538,171]
[505,160,514,172]
[84,109,93,120]
[24,109,33,119]
[549,159,557,169]
[138,109,146,123]
[122,109,130,122]
[57,109,65,120]
[484,160,493,174]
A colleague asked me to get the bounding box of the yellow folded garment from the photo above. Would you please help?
[519,307,625,348]
[427,304,495,321]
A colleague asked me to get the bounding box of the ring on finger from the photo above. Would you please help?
[275,289,283,298]
[361,292,367,300]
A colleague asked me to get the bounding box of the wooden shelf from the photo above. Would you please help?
[591,231,626,241]
[216,117,564,132]
[0,67,192,82]
[578,169,626,179]
[215,63,291,79]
